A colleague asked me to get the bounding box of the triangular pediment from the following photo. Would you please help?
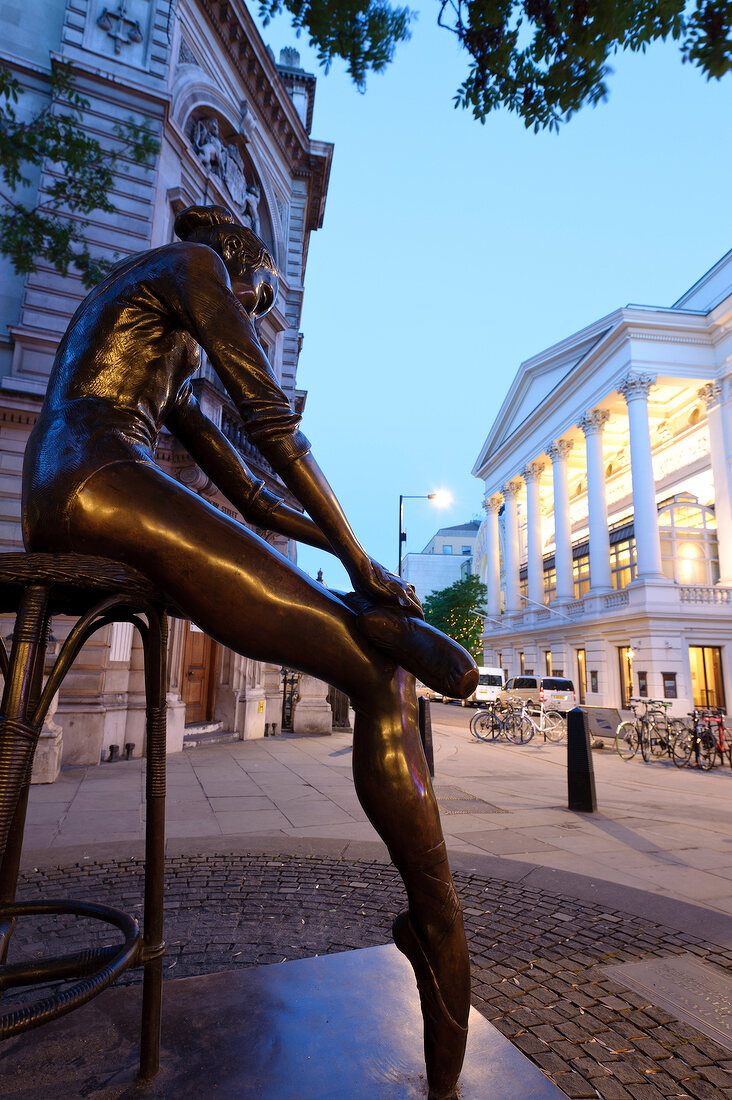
[472,318,615,477]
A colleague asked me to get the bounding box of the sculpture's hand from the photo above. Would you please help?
[355,558,424,619]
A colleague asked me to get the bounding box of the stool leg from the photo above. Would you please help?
[0,587,50,961]
[139,611,167,1080]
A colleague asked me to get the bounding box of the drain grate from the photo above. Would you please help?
[434,786,507,815]
[604,955,732,1050]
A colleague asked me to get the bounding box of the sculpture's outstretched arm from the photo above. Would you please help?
[277,450,423,617]
[164,388,333,552]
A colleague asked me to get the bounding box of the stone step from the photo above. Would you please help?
[182,723,237,750]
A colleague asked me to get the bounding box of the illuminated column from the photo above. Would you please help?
[699,381,732,583]
[579,409,613,592]
[546,439,574,602]
[502,480,522,613]
[483,493,504,618]
[522,461,545,607]
[619,373,664,580]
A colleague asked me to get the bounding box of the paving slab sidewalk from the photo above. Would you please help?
[21,716,732,917]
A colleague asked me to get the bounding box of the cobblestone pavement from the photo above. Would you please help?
[9,851,732,1099]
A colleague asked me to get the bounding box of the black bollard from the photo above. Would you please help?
[108,744,120,763]
[264,723,270,737]
[567,707,597,812]
[418,696,435,778]
[271,722,278,737]
[124,742,135,760]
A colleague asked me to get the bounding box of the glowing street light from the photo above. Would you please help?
[398,490,452,577]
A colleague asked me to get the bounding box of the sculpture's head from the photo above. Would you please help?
[174,204,278,318]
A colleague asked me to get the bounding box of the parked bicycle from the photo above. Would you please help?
[469,699,513,742]
[615,698,685,762]
[672,708,729,770]
[470,698,563,745]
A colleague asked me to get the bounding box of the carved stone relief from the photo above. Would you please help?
[189,115,262,234]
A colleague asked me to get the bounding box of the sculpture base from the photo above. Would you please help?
[1,945,565,1098]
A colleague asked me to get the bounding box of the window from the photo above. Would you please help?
[662,672,677,700]
[611,538,637,590]
[573,553,590,598]
[543,566,556,604]
[462,545,471,554]
[637,671,648,697]
[442,544,453,554]
[519,651,525,674]
[689,645,726,710]
[576,649,586,705]
[544,651,552,676]
[657,495,719,586]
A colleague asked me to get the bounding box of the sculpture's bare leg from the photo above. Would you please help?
[52,462,469,1096]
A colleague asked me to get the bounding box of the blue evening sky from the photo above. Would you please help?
[257,4,732,592]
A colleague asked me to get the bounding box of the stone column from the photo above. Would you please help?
[522,462,545,607]
[619,373,664,580]
[292,674,333,735]
[578,409,613,592]
[502,480,522,613]
[546,439,574,602]
[699,382,732,584]
[483,493,504,618]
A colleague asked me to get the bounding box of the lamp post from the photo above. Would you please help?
[398,491,451,576]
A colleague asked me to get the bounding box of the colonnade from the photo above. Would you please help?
[482,372,732,619]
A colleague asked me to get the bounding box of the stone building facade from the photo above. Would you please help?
[472,249,732,715]
[0,0,332,766]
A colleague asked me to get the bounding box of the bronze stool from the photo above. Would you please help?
[0,552,175,1079]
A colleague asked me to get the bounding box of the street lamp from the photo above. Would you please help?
[398,490,452,576]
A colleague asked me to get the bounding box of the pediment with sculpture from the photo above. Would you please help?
[188,114,262,237]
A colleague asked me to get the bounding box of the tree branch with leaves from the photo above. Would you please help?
[0,61,159,288]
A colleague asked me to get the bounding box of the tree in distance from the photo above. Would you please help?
[423,573,488,661]
[0,62,158,287]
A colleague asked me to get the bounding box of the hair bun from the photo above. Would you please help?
[174,204,235,241]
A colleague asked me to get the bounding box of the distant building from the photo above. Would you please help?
[402,521,479,604]
[0,1,332,765]
[472,248,732,714]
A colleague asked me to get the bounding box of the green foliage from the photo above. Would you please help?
[423,573,487,661]
[0,61,159,288]
[258,0,415,88]
[261,1,731,128]
[439,0,732,130]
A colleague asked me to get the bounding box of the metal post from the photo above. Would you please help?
[398,494,405,577]
[567,707,597,812]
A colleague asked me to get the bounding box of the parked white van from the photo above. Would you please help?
[462,666,505,707]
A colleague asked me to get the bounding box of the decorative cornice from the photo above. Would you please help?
[546,439,573,462]
[618,372,656,402]
[697,381,722,409]
[483,493,504,514]
[502,480,523,500]
[578,408,610,437]
[522,461,545,483]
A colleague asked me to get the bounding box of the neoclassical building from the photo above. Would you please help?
[0,1,332,766]
[472,249,732,714]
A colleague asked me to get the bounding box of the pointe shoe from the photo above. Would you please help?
[356,608,479,700]
[392,910,468,1100]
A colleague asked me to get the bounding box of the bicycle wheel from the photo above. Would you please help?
[615,721,639,760]
[470,710,493,742]
[543,711,565,742]
[671,726,693,767]
[648,721,668,757]
[506,715,534,744]
[698,729,716,770]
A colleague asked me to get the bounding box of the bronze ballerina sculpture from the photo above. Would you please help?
[22,205,478,1099]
